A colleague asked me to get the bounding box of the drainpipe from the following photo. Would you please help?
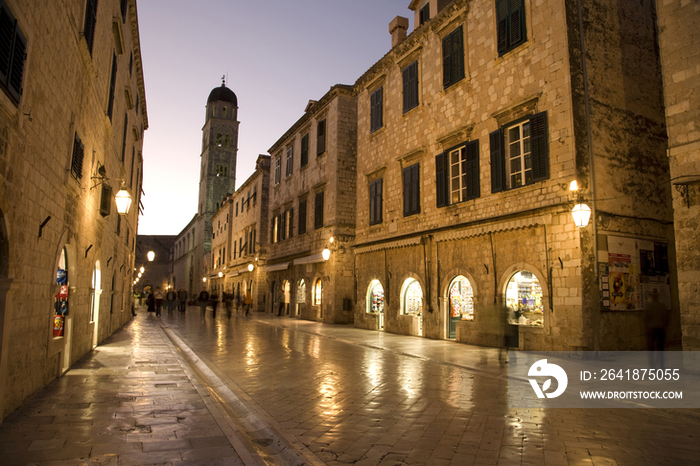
[577,0,600,351]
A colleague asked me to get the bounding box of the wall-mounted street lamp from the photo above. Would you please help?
[202,277,207,283]
[91,166,132,215]
[248,263,254,272]
[218,272,223,278]
[147,251,155,261]
[568,180,591,227]
[322,248,331,261]
[140,266,145,273]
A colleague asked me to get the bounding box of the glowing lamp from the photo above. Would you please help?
[115,183,132,214]
[571,203,591,227]
[322,248,331,261]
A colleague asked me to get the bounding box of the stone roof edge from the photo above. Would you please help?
[267,84,354,154]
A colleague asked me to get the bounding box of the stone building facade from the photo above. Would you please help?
[209,155,270,313]
[352,0,675,350]
[0,0,147,420]
[264,87,357,323]
[656,1,700,352]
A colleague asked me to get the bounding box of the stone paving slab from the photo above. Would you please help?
[162,310,700,466]
[0,313,249,466]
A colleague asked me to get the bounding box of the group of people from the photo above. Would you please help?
[134,287,192,316]
[197,289,253,318]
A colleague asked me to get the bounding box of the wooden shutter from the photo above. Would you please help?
[107,52,117,121]
[496,0,509,55]
[410,164,420,214]
[442,35,451,88]
[530,111,548,182]
[509,0,525,47]
[0,3,26,105]
[84,0,99,56]
[7,24,24,104]
[99,184,112,217]
[288,208,293,238]
[298,199,307,234]
[404,164,420,216]
[369,181,376,224]
[435,153,448,208]
[452,27,464,83]
[465,140,480,200]
[301,134,309,167]
[314,191,324,229]
[490,129,505,193]
[280,211,286,240]
[317,120,326,155]
[121,113,128,162]
[370,87,383,133]
[71,133,84,180]
[0,5,13,87]
[402,62,418,112]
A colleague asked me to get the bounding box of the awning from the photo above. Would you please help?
[293,253,325,265]
[264,262,290,272]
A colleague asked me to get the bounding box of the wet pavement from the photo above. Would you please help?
[1,308,699,465]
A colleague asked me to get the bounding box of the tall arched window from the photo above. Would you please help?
[448,276,474,321]
[505,271,543,326]
[313,278,322,305]
[401,278,423,315]
[367,280,384,314]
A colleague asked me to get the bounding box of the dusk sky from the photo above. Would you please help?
[136,0,414,235]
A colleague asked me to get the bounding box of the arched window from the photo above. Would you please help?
[313,278,322,305]
[367,280,384,314]
[401,278,423,315]
[505,271,543,326]
[448,276,474,321]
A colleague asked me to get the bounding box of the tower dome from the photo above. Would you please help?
[207,83,237,107]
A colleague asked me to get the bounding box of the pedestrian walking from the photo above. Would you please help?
[165,288,177,315]
[153,287,165,316]
[223,292,233,319]
[244,289,252,317]
[210,290,219,319]
[177,288,188,312]
[644,288,670,368]
[198,289,209,318]
[146,291,155,314]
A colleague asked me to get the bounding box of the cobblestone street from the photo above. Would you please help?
[0,310,699,465]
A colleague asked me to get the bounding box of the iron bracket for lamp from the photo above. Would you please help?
[38,215,51,238]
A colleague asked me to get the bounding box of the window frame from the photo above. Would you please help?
[370,87,383,133]
[490,112,548,193]
[83,0,98,56]
[300,133,309,167]
[274,156,281,185]
[436,140,480,207]
[402,61,419,113]
[317,119,326,156]
[0,0,26,106]
[298,198,307,235]
[314,191,324,229]
[496,0,527,56]
[402,163,420,217]
[285,146,293,177]
[442,26,465,89]
[369,178,383,225]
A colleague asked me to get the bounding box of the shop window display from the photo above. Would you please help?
[297,279,306,303]
[402,279,423,315]
[449,276,474,321]
[54,248,68,337]
[505,271,543,326]
[367,280,385,314]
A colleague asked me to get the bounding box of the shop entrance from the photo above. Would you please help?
[447,276,474,339]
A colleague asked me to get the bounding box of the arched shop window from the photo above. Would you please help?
[367,280,385,314]
[448,275,474,321]
[313,278,322,305]
[401,278,423,315]
[54,248,69,337]
[505,271,543,326]
[297,279,306,303]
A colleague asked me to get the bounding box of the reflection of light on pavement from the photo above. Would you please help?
[404,382,414,395]
[216,321,224,353]
[245,337,257,367]
[319,369,340,417]
[367,360,381,386]
[308,337,320,359]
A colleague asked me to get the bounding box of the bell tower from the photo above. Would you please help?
[198,78,239,252]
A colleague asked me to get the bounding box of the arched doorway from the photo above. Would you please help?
[447,275,474,339]
[296,279,305,317]
[90,261,102,348]
[400,278,423,336]
[282,280,291,315]
[367,280,385,330]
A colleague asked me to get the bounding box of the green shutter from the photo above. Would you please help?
[490,129,505,193]
[465,140,480,200]
[530,112,548,182]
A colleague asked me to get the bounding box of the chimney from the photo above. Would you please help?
[389,16,409,48]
